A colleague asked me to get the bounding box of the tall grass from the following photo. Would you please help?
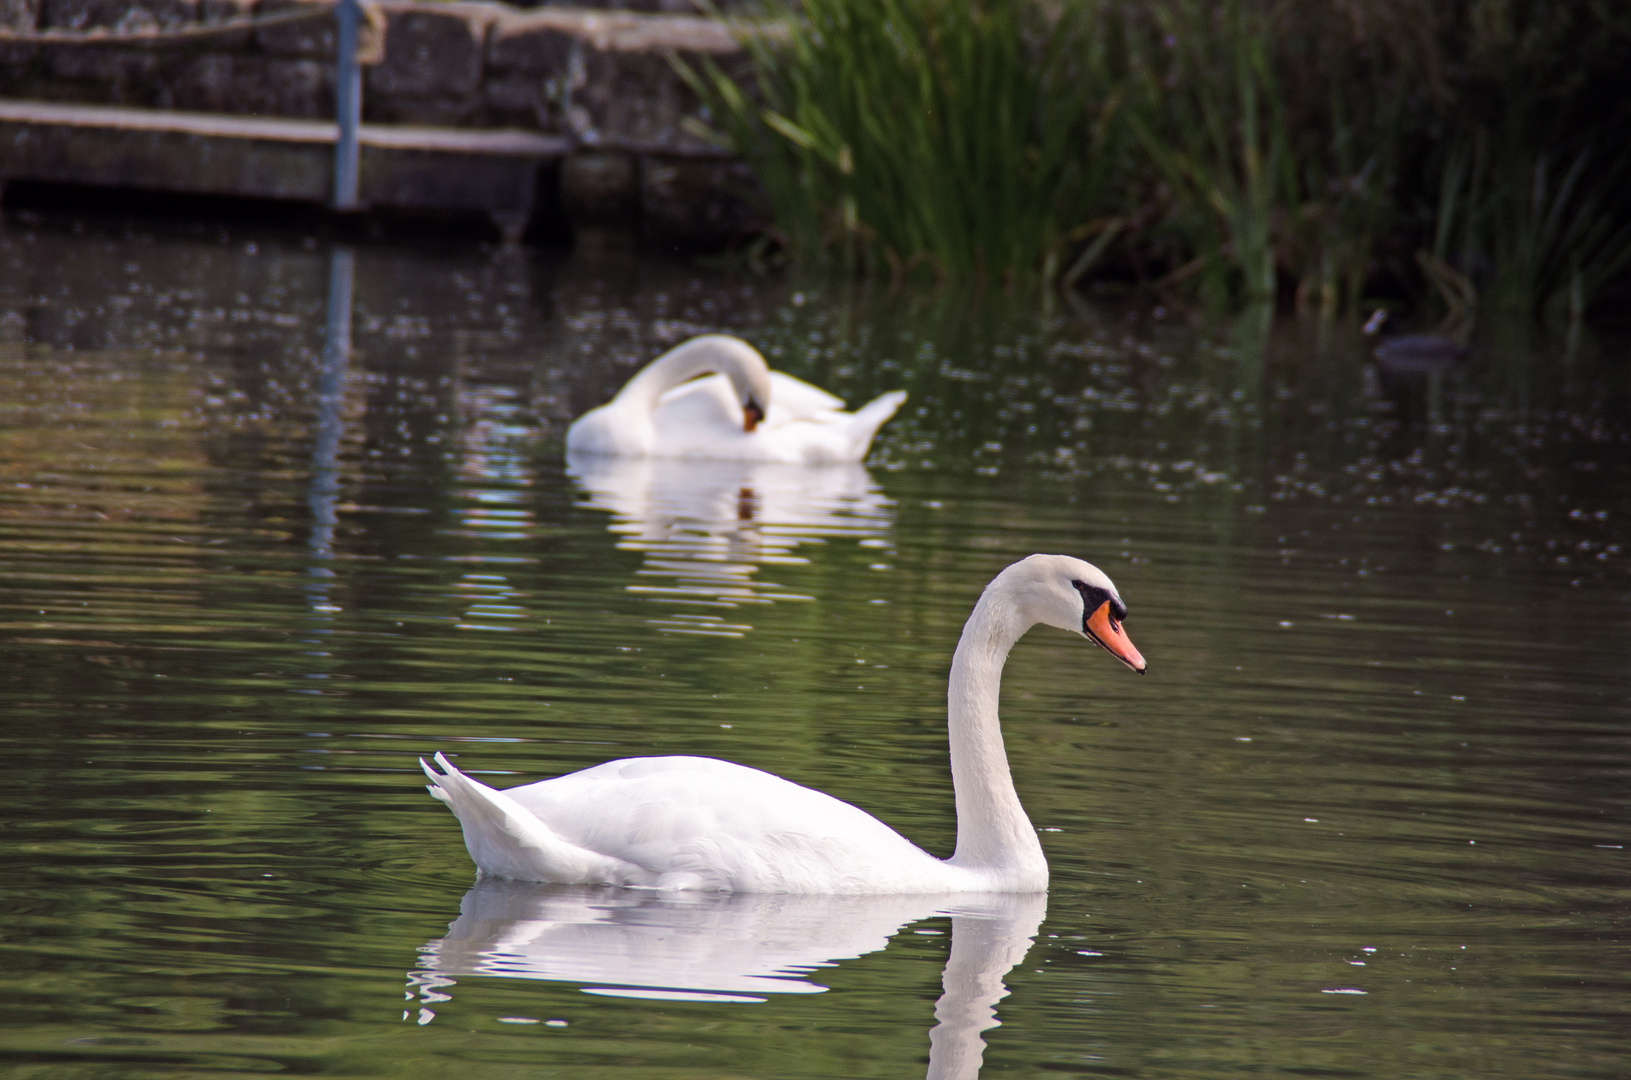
[686,0,1118,282]
[1123,0,1292,303]
[1424,130,1631,322]
[1408,2,1631,322]
[690,0,1631,323]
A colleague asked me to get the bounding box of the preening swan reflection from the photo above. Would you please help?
[409,880,1047,1080]
[566,452,893,617]
[565,334,906,464]
[422,555,1146,892]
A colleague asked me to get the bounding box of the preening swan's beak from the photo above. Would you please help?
[1086,601,1146,673]
[742,397,765,432]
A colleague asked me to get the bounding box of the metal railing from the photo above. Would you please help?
[0,2,383,210]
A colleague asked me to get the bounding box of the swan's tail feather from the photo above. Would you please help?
[845,390,907,459]
[421,753,630,885]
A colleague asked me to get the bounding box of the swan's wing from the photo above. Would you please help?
[650,375,803,460]
[767,371,846,418]
[570,374,755,458]
[422,754,649,885]
[755,390,909,464]
[489,756,945,893]
[653,374,742,432]
[837,390,907,458]
[622,375,904,464]
[653,372,846,431]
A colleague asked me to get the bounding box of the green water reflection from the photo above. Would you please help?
[0,219,1627,1079]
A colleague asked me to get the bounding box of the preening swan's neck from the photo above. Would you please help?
[616,337,765,416]
[945,587,1048,886]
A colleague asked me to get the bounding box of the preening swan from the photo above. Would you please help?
[564,333,907,464]
[422,554,1147,894]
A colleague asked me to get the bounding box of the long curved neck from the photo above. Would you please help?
[945,588,1047,883]
[615,339,755,415]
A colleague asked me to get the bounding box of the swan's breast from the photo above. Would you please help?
[565,401,652,456]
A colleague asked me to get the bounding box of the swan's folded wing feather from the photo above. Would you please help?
[767,372,846,417]
[748,389,907,464]
[842,390,907,457]
[652,372,848,433]
[654,374,740,427]
[422,753,648,885]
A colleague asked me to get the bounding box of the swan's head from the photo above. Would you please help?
[1000,554,1146,673]
[671,335,773,433]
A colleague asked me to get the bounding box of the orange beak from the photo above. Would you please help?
[1086,600,1146,673]
[743,398,765,433]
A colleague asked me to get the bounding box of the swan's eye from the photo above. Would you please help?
[1071,580,1113,630]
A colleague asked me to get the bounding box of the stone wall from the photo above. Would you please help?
[0,0,766,248]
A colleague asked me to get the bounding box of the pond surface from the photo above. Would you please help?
[1,216,1628,1080]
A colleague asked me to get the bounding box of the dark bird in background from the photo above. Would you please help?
[1362,308,1467,372]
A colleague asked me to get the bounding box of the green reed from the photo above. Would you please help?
[686,0,1117,282]
[1121,0,1292,304]
[690,0,1631,322]
[1422,129,1631,323]
[1408,1,1631,325]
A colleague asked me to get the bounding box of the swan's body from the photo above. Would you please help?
[423,554,1147,894]
[564,334,906,464]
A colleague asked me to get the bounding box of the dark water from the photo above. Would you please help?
[1,217,1628,1079]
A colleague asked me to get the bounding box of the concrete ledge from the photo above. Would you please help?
[0,99,567,235]
[0,3,768,248]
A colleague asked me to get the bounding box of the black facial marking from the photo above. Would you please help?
[1072,579,1128,632]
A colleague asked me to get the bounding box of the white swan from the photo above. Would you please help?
[564,334,907,464]
[422,554,1147,894]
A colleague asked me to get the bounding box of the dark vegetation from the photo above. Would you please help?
[686,0,1631,325]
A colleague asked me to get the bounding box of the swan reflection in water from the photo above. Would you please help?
[566,452,894,635]
[408,879,1045,1080]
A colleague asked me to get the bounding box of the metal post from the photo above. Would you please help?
[332,0,362,210]
[306,246,355,621]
